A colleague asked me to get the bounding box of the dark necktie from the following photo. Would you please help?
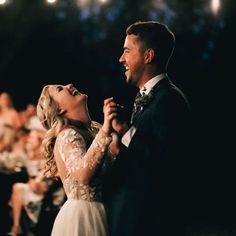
[130,92,142,125]
[130,87,154,125]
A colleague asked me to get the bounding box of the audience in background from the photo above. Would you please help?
[20,104,44,131]
[0,125,16,153]
[7,129,53,236]
[0,92,23,129]
[0,91,66,236]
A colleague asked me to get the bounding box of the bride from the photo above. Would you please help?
[36,83,119,236]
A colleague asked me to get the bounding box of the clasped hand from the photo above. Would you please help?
[102,97,118,134]
[102,97,129,137]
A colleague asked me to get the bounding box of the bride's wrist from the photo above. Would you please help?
[101,127,111,136]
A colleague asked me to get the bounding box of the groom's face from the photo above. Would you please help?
[119,34,145,88]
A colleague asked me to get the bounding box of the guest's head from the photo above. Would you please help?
[0,92,14,110]
[26,129,45,155]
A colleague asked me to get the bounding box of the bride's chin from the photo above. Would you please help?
[82,94,88,103]
[79,93,87,98]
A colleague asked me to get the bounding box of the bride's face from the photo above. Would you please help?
[48,84,88,116]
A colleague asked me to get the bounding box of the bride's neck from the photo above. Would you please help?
[68,118,91,129]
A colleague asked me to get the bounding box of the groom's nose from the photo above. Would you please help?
[119,53,125,63]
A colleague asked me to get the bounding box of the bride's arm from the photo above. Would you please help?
[57,128,112,185]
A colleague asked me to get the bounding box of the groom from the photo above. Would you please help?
[103,21,194,235]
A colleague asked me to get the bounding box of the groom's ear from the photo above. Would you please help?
[144,48,155,64]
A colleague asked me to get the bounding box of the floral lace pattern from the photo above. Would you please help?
[57,122,115,202]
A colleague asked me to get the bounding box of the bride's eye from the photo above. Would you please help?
[56,86,63,92]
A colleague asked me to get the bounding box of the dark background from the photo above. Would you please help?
[0,0,235,233]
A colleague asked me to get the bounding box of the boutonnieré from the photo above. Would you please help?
[134,88,154,113]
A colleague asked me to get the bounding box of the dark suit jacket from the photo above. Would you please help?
[103,77,194,236]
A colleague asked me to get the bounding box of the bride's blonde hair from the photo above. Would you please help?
[36,85,68,177]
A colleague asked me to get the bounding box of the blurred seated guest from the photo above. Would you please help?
[0,125,16,153]
[24,129,46,177]
[11,127,30,155]
[8,171,53,236]
[0,128,43,174]
[0,152,26,174]
[0,125,20,173]
[7,128,48,236]
[20,104,44,131]
[0,92,22,129]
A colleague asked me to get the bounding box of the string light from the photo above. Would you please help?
[46,0,57,4]
[0,0,7,5]
[76,0,89,8]
[99,0,108,3]
[211,0,220,15]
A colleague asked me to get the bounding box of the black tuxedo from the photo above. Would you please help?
[103,77,194,236]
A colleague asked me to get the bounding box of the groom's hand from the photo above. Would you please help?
[112,119,129,137]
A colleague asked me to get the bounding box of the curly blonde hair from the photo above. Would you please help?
[36,85,68,177]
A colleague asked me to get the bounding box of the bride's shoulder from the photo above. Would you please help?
[58,127,75,136]
[57,127,83,143]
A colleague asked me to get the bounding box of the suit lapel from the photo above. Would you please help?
[133,77,171,124]
[151,76,170,95]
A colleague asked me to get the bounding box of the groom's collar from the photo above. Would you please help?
[140,73,167,95]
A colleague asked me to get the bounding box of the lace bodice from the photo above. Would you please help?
[56,122,116,202]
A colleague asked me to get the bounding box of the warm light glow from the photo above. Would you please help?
[0,0,7,5]
[77,0,88,8]
[46,0,57,4]
[211,0,221,15]
[99,0,108,4]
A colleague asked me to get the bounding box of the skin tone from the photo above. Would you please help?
[26,130,44,160]
[0,92,22,129]
[48,83,117,134]
[20,104,37,125]
[119,34,157,90]
[10,184,23,233]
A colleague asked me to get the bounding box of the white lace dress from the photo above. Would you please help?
[51,122,115,236]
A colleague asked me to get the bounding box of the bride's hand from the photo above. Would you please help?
[102,97,117,134]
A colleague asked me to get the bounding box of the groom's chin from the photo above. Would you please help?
[125,75,131,84]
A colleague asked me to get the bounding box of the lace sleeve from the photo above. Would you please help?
[57,128,112,184]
